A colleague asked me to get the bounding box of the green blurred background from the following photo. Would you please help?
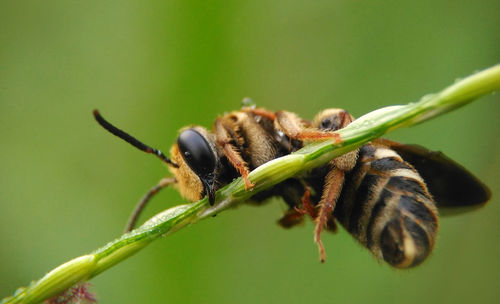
[1,1,499,303]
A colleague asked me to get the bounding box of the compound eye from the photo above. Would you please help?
[177,129,217,176]
[319,112,347,131]
[320,117,341,131]
[320,118,334,130]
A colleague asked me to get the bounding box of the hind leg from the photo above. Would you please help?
[314,168,345,262]
[276,109,358,262]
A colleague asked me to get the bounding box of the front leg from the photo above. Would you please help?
[214,117,255,190]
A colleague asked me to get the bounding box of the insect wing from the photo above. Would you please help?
[374,139,491,213]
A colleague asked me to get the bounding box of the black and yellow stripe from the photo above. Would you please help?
[335,144,439,268]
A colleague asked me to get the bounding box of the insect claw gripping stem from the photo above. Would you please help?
[243,174,255,190]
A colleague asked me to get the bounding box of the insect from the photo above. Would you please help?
[93,104,491,268]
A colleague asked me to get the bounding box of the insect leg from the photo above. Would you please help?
[214,117,255,189]
[242,107,277,121]
[124,177,177,232]
[278,187,317,228]
[294,187,318,218]
[278,209,305,228]
[275,111,341,142]
[315,168,345,262]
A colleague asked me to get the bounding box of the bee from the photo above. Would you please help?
[93,104,490,268]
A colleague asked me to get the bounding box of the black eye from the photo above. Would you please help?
[177,129,217,177]
[320,118,334,130]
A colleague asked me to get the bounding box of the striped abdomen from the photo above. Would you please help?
[335,144,439,268]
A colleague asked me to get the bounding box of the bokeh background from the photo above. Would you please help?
[1,1,499,303]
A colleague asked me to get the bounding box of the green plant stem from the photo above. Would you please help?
[3,64,500,304]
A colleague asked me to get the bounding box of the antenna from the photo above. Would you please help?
[93,110,178,168]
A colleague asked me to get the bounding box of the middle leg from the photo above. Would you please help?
[275,111,341,142]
